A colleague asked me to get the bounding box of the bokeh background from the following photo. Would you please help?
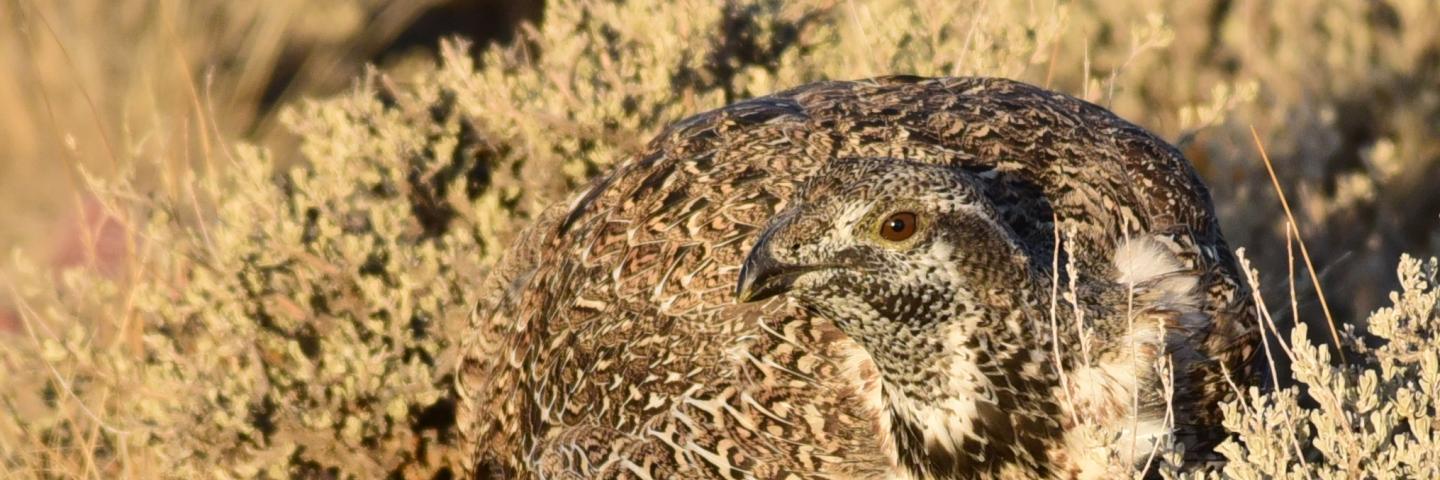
[1,0,540,310]
[2,0,1437,477]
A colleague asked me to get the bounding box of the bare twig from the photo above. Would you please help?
[1250,126,1346,364]
[1049,215,1079,426]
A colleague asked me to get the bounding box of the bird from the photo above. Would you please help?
[456,76,1256,479]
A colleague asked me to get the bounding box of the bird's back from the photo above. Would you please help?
[457,76,1254,478]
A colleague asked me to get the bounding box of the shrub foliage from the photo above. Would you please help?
[2,0,1438,477]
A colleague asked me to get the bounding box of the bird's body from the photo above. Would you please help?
[457,76,1255,479]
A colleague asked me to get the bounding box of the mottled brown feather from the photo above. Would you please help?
[457,76,1256,478]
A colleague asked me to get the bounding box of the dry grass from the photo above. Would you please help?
[2,0,1438,477]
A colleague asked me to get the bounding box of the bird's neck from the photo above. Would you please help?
[808,282,1058,477]
[874,318,1059,479]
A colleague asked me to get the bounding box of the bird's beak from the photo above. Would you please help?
[735,237,811,303]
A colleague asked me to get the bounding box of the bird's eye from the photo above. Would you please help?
[879,212,918,242]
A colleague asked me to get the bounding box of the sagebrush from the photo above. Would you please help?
[2,0,1437,477]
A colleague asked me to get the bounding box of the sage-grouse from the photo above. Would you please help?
[458,76,1256,479]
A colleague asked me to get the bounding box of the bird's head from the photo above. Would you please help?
[736,158,1039,350]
